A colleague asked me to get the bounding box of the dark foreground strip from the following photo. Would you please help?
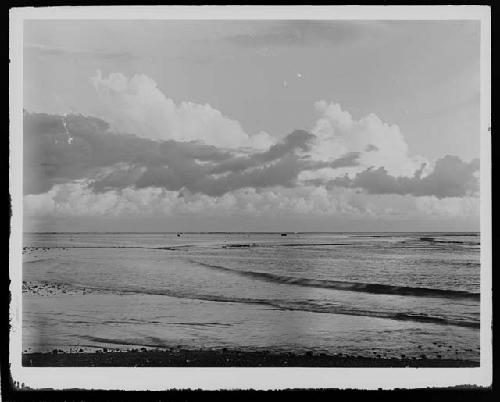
[22,349,478,368]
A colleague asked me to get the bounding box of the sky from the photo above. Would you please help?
[22,19,481,232]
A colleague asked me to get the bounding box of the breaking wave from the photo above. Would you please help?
[63,281,479,329]
[189,260,480,301]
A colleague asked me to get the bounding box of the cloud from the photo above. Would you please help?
[25,43,135,61]
[91,71,274,150]
[328,155,479,198]
[102,129,358,197]
[310,101,427,176]
[23,113,357,197]
[24,105,477,202]
[224,21,386,48]
[23,87,480,224]
[415,195,480,217]
[22,180,378,219]
[24,180,480,221]
[23,112,232,195]
[88,71,427,180]
[209,129,315,175]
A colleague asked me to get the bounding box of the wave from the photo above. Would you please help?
[418,237,480,246]
[24,245,154,249]
[189,260,480,301]
[415,259,480,268]
[78,335,170,348]
[23,245,191,251]
[222,243,350,249]
[220,240,480,251]
[65,282,479,329]
[23,258,54,264]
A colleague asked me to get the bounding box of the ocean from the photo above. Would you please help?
[22,232,480,362]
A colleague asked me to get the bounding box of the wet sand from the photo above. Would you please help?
[22,348,477,367]
[22,279,480,365]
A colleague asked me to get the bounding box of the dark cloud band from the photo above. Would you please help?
[23,112,479,200]
[327,156,479,198]
[23,113,357,197]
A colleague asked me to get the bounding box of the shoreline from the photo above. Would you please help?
[22,348,478,367]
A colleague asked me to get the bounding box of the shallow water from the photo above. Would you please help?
[22,232,480,362]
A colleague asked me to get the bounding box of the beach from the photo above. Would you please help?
[22,232,480,367]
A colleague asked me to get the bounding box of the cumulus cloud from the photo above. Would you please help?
[23,180,381,219]
[91,71,274,150]
[24,179,480,221]
[329,155,479,198]
[415,196,480,218]
[23,112,231,195]
[89,71,430,180]
[23,112,358,197]
[310,101,428,176]
[90,130,359,197]
[208,129,315,175]
[23,85,480,223]
[24,109,479,203]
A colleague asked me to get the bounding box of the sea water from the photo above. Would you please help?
[22,232,480,362]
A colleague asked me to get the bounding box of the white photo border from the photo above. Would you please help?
[9,5,492,390]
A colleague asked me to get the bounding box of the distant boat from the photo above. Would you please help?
[280,233,287,236]
[177,233,181,237]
